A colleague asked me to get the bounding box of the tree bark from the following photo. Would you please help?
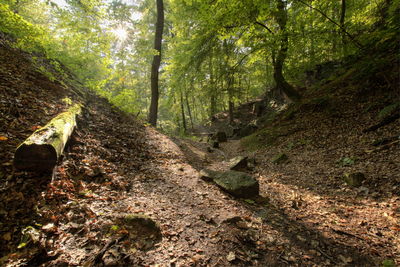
[340,0,347,55]
[273,0,301,102]
[228,73,234,125]
[180,90,187,133]
[148,0,164,126]
[209,51,217,119]
[14,104,81,172]
[185,89,194,130]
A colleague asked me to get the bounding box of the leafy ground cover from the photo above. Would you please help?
[0,34,399,267]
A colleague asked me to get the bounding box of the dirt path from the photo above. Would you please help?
[175,130,399,267]
[166,138,382,266]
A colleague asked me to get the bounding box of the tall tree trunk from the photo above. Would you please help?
[228,73,234,125]
[340,0,347,56]
[180,90,187,133]
[273,0,301,102]
[309,0,315,64]
[185,89,194,130]
[209,52,217,119]
[148,0,164,126]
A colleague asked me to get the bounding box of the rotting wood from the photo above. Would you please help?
[13,104,82,172]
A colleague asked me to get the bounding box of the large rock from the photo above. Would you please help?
[228,156,248,171]
[199,169,259,198]
[213,131,228,142]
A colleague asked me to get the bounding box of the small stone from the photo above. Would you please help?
[271,153,288,164]
[222,216,243,224]
[343,172,365,187]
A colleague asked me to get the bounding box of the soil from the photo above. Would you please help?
[0,37,399,266]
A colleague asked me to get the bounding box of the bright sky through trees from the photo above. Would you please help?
[112,26,128,41]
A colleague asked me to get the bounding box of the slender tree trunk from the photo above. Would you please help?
[148,0,164,126]
[185,89,194,130]
[273,0,301,102]
[331,2,339,57]
[209,53,217,119]
[228,73,234,125]
[309,0,315,64]
[180,90,187,133]
[340,0,347,56]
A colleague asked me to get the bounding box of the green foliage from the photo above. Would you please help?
[381,259,396,267]
[0,0,395,135]
[0,4,48,51]
[110,225,119,232]
[337,157,357,167]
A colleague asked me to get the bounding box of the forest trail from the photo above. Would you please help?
[0,38,399,266]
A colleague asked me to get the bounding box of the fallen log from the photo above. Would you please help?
[362,112,400,133]
[13,104,82,172]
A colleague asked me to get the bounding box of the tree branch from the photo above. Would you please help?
[255,21,274,34]
[294,0,363,49]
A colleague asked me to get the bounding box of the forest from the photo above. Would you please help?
[0,0,396,132]
[0,0,399,266]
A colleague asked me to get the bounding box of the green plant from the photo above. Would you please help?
[337,157,356,166]
[381,259,396,267]
[286,141,295,150]
[110,225,119,232]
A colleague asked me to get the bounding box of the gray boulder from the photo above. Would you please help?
[228,156,248,171]
[199,169,259,198]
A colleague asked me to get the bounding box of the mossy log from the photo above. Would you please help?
[14,104,81,172]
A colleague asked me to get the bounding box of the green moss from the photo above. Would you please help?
[241,127,280,151]
[320,67,357,91]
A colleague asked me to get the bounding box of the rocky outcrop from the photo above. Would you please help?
[200,169,259,198]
